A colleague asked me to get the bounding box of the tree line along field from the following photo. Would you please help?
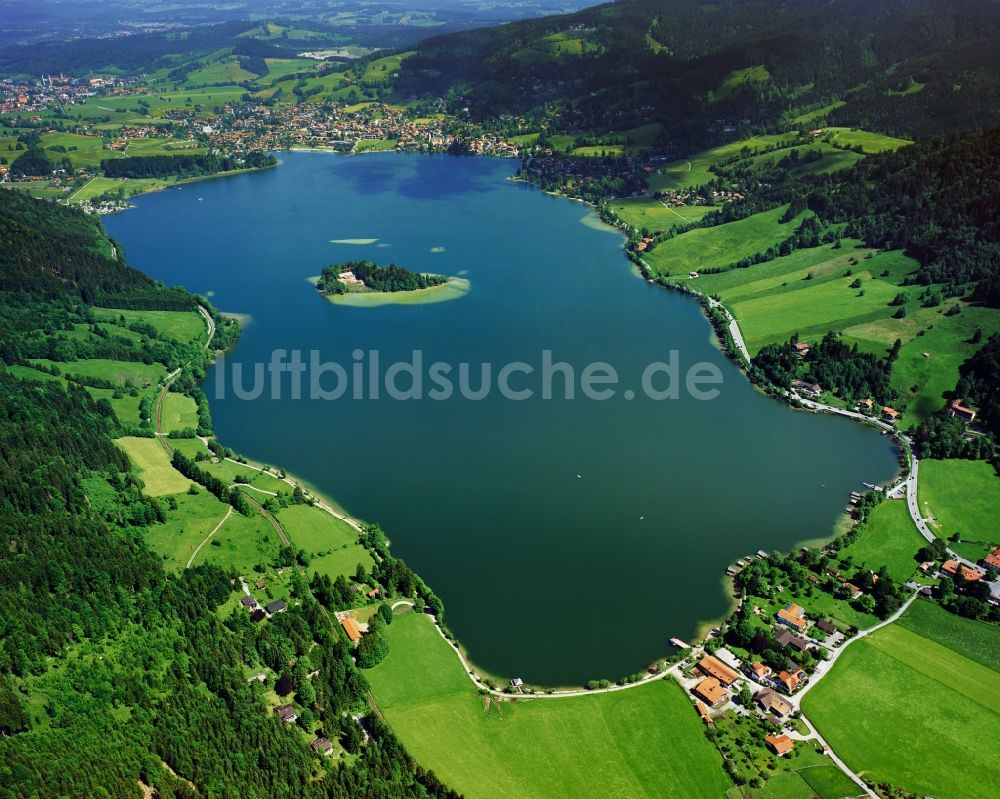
[802,600,1000,799]
[366,611,733,799]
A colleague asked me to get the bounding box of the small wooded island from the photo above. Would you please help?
[317,260,447,295]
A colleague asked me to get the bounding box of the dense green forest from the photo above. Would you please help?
[0,189,457,799]
[398,0,1000,146]
[317,261,447,294]
[101,152,276,180]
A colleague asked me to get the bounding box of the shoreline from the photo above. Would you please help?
[189,155,906,691]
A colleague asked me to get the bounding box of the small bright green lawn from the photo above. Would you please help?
[116,436,191,496]
[822,127,911,154]
[367,612,732,799]
[840,500,923,581]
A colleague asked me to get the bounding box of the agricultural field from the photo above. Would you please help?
[116,436,190,496]
[28,357,165,388]
[643,205,809,275]
[839,499,923,582]
[897,598,1000,672]
[821,127,911,154]
[683,241,996,424]
[95,308,205,343]
[353,138,398,152]
[803,606,1000,799]
[647,134,800,192]
[189,508,281,572]
[160,392,199,432]
[918,459,1000,559]
[277,504,373,581]
[710,65,770,103]
[367,612,732,799]
[789,101,847,126]
[144,488,231,570]
[609,197,716,232]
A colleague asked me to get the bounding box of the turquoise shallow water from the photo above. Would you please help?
[107,152,899,685]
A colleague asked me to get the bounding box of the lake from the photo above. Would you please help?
[107,152,899,685]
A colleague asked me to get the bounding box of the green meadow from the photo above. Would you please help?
[897,599,1000,673]
[29,357,166,388]
[367,612,732,799]
[918,459,1000,558]
[277,504,373,581]
[116,436,190,496]
[840,499,923,581]
[189,509,281,572]
[95,308,205,343]
[144,488,231,570]
[161,392,199,432]
[643,205,809,275]
[803,608,1000,799]
[822,127,911,154]
[609,197,716,231]
[647,134,800,191]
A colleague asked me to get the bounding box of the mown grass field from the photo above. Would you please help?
[189,509,280,571]
[918,459,1000,558]
[897,599,1000,672]
[95,308,205,343]
[643,205,809,275]
[840,499,922,582]
[161,392,199,432]
[116,436,191,496]
[647,134,799,192]
[822,127,911,154]
[277,504,373,581]
[802,608,1000,799]
[681,239,997,424]
[609,197,716,231]
[30,357,165,388]
[368,612,732,799]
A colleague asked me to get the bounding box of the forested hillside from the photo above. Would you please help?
[0,192,457,799]
[398,0,1000,145]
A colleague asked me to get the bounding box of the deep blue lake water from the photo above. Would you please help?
[107,152,899,685]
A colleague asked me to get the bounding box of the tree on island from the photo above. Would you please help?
[317,260,447,294]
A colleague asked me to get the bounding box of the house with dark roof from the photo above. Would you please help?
[311,737,334,756]
[240,595,258,609]
[754,688,793,719]
[775,628,809,652]
[815,619,837,635]
[266,599,288,614]
[275,704,297,724]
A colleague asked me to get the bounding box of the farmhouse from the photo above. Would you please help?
[240,596,258,609]
[749,661,772,680]
[765,734,794,756]
[941,559,983,582]
[310,737,334,756]
[694,701,714,725]
[948,399,977,423]
[881,406,901,423]
[266,599,288,614]
[275,704,298,724]
[857,398,874,411]
[776,668,806,693]
[775,628,810,652]
[340,616,363,644]
[791,378,820,397]
[697,655,740,686]
[982,547,1000,571]
[692,677,728,709]
[754,688,793,719]
[815,619,837,635]
[793,341,810,356]
[776,602,808,632]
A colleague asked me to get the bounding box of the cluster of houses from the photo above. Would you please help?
[239,585,288,623]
